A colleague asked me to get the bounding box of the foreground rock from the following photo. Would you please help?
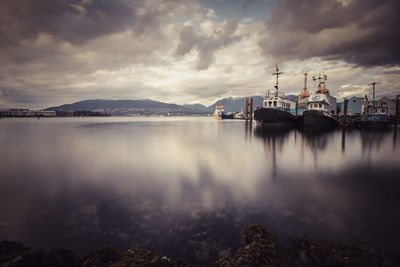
[0,224,384,266]
[213,224,383,266]
[0,241,75,267]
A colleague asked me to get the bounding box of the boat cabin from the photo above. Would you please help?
[307,94,330,113]
[214,105,225,112]
[364,106,388,121]
[263,96,295,112]
[365,106,388,115]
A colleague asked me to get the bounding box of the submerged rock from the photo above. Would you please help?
[0,241,31,265]
[111,247,177,266]
[325,242,382,267]
[0,241,75,267]
[43,248,76,267]
[81,246,122,267]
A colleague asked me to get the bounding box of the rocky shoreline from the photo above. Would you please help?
[0,224,386,266]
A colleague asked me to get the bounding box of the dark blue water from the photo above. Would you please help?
[0,117,399,263]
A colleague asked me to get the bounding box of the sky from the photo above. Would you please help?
[0,0,399,109]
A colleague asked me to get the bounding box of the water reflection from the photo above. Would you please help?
[0,118,399,264]
[299,127,337,152]
[254,126,292,180]
[244,120,252,141]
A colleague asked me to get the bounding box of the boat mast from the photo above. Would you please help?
[312,73,328,94]
[368,82,380,104]
[304,72,308,89]
[272,64,284,96]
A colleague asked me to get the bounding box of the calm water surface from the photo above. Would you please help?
[1,117,399,263]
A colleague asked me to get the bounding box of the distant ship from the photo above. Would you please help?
[359,82,390,129]
[302,74,338,128]
[254,65,297,127]
[233,110,245,119]
[213,105,234,119]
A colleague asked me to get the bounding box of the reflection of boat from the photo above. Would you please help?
[213,105,234,119]
[359,83,390,129]
[360,128,389,160]
[302,76,338,128]
[299,126,336,136]
[254,126,294,179]
[299,127,336,152]
[254,65,297,127]
[254,125,294,140]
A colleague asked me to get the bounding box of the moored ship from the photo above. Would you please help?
[302,75,338,128]
[359,82,390,129]
[254,65,297,127]
[213,105,234,119]
[359,105,390,129]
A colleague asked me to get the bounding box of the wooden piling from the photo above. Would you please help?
[249,97,253,120]
[245,97,249,120]
[344,99,348,116]
[396,95,400,125]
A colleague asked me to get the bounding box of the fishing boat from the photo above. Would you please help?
[359,82,390,129]
[254,65,297,127]
[302,75,338,128]
[359,105,390,129]
[213,105,234,119]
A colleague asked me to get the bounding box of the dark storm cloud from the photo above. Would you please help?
[259,0,400,67]
[0,0,190,68]
[175,19,242,70]
[0,0,141,45]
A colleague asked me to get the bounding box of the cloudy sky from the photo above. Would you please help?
[0,0,399,109]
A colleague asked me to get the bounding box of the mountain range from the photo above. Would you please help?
[46,99,200,115]
[45,95,297,115]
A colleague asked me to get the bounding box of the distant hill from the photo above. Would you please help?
[183,103,209,112]
[286,95,298,102]
[207,96,264,112]
[46,99,210,115]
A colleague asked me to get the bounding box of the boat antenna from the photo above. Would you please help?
[313,73,328,93]
[311,70,316,89]
[272,64,284,96]
[368,82,380,103]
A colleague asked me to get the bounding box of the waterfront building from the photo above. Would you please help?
[0,109,56,117]
[337,96,364,115]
